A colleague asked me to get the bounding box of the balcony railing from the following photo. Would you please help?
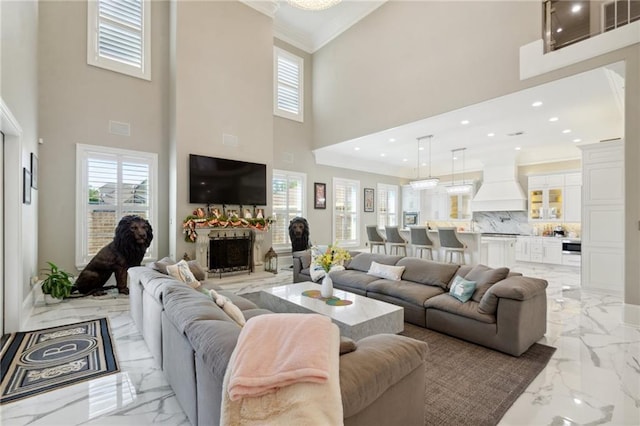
[544,0,640,52]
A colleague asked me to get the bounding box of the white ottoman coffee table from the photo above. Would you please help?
[260,282,404,341]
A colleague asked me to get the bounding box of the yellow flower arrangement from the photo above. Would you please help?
[312,244,351,273]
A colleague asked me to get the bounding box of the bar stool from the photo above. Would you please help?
[385,226,408,256]
[410,227,434,260]
[437,227,467,264]
[366,225,387,253]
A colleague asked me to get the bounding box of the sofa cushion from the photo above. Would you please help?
[367,279,445,306]
[187,261,207,281]
[465,264,510,302]
[329,269,380,293]
[347,253,403,273]
[186,319,242,383]
[448,276,477,303]
[293,250,312,269]
[151,256,175,274]
[478,276,548,314]
[162,284,234,333]
[395,258,460,290]
[424,294,496,324]
[367,261,405,281]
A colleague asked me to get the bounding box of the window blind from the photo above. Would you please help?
[98,0,144,68]
[272,171,305,248]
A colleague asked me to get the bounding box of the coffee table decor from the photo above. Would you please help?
[301,289,353,306]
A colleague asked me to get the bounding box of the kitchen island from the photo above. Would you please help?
[397,228,481,264]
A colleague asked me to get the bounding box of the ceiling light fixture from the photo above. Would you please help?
[549,117,559,122]
[487,132,495,137]
[532,101,543,107]
[571,4,582,13]
[410,135,440,190]
[562,129,572,133]
[461,120,470,125]
[573,138,582,143]
[287,0,342,11]
[446,148,473,194]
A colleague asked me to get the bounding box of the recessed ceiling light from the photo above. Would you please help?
[461,120,470,125]
[453,156,458,161]
[487,132,495,137]
[402,158,408,162]
[562,129,572,134]
[515,147,521,151]
[532,101,543,107]
[573,138,582,143]
[556,27,563,33]
[549,117,559,122]
[418,146,425,151]
[389,138,396,142]
[380,153,386,157]
[571,4,582,13]
[354,147,360,151]
[421,162,426,166]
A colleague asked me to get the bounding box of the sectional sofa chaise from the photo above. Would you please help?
[292,251,548,356]
[127,265,428,426]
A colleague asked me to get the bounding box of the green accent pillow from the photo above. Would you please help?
[449,275,477,303]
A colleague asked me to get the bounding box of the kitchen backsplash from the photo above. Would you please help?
[427,211,581,237]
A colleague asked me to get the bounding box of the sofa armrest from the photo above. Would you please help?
[292,250,311,283]
[339,334,428,418]
[478,276,548,314]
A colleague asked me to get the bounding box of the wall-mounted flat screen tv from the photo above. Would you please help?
[189,154,267,206]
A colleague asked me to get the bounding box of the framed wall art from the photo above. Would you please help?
[23,168,32,204]
[314,182,326,209]
[30,152,38,189]
[364,188,374,212]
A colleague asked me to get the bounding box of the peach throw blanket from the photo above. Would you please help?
[227,313,332,400]
[221,313,343,425]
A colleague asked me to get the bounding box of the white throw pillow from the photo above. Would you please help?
[367,261,405,281]
[167,260,201,289]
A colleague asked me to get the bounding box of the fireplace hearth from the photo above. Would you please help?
[209,233,253,278]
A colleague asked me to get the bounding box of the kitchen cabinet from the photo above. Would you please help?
[528,174,564,221]
[515,236,531,262]
[516,236,563,265]
[422,185,474,221]
[448,193,473,220]
[480,237,516,268]
[563,172,582,223]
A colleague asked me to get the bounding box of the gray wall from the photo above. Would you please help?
[38,0,170,273]
[1,0,39,312]
[172,1,274,260]
[312,0,541,148]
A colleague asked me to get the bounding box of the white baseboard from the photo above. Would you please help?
[623,303,640,328]
[21,286,37,329]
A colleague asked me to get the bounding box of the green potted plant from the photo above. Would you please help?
[41,261,74,303]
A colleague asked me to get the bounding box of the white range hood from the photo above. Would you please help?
[471,162,527,212]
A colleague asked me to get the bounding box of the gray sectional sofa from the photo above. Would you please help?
[127,266,429,426]
[292,251,548,356]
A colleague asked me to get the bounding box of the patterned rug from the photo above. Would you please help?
[0,318,119,404]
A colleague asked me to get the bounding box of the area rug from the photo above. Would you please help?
[401,323,556,426]
[0,317,119,404]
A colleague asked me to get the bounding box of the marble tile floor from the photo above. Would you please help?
[1,263,638,425]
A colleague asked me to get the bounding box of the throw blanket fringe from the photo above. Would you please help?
[221,314,343,425]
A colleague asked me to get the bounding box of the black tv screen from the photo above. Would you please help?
[189,154,267,206]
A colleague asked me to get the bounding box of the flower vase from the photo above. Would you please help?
[321,274,334,298]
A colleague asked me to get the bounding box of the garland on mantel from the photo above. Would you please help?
[183,208,274,242]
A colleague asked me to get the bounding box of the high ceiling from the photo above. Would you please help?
[246,1,626,180]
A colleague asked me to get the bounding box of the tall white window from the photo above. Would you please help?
[377,183,399,228]
[274,47,304,122]
[272,170,306,251]
[333,178,360,247]
[76,144,158,267]
[87,0,151,80]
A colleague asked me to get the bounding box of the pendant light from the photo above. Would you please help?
[410,135,440,189]
[446,148,473,194]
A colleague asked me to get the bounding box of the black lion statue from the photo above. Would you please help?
[289,217,310,252]
[73,215,153,296]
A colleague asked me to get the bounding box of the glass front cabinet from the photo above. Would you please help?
[528,174,564,221]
